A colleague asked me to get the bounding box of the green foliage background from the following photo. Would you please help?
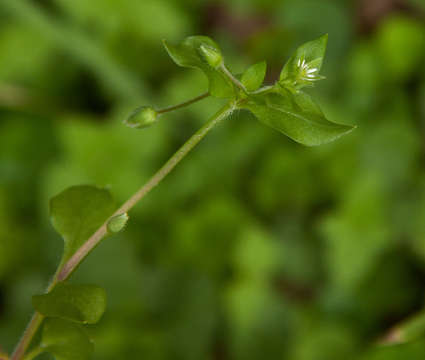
[1,0,425,358]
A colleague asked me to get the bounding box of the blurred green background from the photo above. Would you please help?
[1,0,425,359]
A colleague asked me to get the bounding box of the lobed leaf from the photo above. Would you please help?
[50,185,115,263]
[33,283,107,324]
[241,61,267,92]
[241,89,355,146]
[41,318,93,360]
[163,36,235,98]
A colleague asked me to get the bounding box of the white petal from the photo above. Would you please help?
[307,68,318,73]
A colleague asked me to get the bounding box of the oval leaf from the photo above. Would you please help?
[33,283,107,324]
[50,185,115,262]
[242,89,355,146]
[41,318,93,360]
[241,61,267,92]
[163,36,235,98]
[279,34,328,91]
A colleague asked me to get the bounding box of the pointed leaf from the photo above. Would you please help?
[41,318,93,360]
[279,34,328,91]
[33,283,107,324]
[163,36,235,98]
[241,61,267,92]
[242,89,355,146]
[50,185,115,262]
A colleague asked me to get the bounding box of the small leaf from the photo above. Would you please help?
[241,89,355,146]
[41,318,93,360]
[50,185,115,263]
[107,213,129,234]
[241,61,267,92]
[279,34,328,91]
[163,36,235,98]
[33,283,107,324]
[124,106,158,129]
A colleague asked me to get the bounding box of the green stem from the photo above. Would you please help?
[10,102,235,360]
[219,64,248,94]
[11,270,60,360]
[157,92,210,114]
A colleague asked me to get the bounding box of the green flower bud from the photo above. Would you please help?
[107,213,129,234]
[124,106,158,129]
[198,44,223,68]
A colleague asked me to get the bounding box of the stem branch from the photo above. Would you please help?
[11,102,235,360]
[157,92,209,114]
[219,64,248,94]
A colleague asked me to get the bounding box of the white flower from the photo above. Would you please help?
[295,56,324,84]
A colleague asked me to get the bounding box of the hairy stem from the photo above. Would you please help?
[219,64,248,94]
[157,92,210,114]
[11,102,235,360]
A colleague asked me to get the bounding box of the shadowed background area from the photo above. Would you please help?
[1,0,425,359]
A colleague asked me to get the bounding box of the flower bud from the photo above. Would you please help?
[124,106,158,129]
[107,213,129,234]
[199,44,223,68]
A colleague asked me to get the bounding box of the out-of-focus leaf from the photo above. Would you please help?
[163,36,235,98]
[41,318,93,360]
[359,340,425,360]
[321,176,391,291]
[381,310,425,345]
[291,321,357,360]
[241,61,267,91]
[242,89,355,146]
[33,283,107,324]
[50,185,115,262]
[375,16,425,82]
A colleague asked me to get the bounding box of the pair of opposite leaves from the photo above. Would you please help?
[163,34,355,146]
[30,186,116,360]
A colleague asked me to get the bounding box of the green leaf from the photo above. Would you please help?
[241,61,267,92]
[279,34,328,91]
[41,318,93,360]
[107,213,129,234]
[33,283,107,324]
[241,89,355,146]
[50,185,115,263]
[163,36,235,98]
